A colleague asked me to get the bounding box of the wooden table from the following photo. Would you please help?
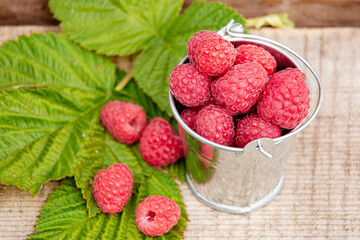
[0,26,359,239]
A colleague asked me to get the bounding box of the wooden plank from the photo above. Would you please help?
[1,0,360,27]
[0,0,58,25]
[0,26,360,239]
[185,0,360,27]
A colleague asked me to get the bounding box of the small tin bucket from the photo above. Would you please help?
[169,20,323,214]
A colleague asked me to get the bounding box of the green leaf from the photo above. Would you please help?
[163,158,186,183]
[74,131,150,217]
[30,174,187,239]
[0,34,154,218]
[133,1,246,114]
[30,178,144,240]
[1,31,188,235]
[0,33,115,196]
[49,0,184,56]
[50,0,246,114]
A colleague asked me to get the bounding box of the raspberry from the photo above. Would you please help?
[211,62,269,115]
[257,68,310,129]
[169,64,211,107]
[100,100,147,144]
[139,117,183,167]
[92,163,134,214]
[178,107,201,157]
[211,78,238,115]
[135,196,181,236]
[180,107,200,130]
[195,105,235,146]
[235,114,282,148]
[187,30,221,64]
[235,44,277,74]
[177,122,188,157]
[194,38,236,76]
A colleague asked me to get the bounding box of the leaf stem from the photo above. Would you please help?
[114,72,133,91]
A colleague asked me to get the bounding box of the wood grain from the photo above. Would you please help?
[0,26,360,239]
[0,0,58,25]
[184,0,360,27]
[1,0,360,27]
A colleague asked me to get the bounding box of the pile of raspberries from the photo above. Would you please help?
[93,101,184,235]
[170,30,311,148]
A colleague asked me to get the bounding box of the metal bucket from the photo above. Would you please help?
[169,20,323,214]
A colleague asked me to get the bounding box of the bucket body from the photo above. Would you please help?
[169,21,323,214]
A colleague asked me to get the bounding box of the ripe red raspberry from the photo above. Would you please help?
[92,163,134,214]
[195,105,235,146]
[211,62,269,115]
[178,108,200,157]
[187,30,221,64]
[235,114,282,148]
[100,100,147,144]
[211,78,238,115]
[235,44,277,75]
[257,68,310,129]
[169,64,211,107]
[140,117,183,167]
[135,196,181,236]
[194,38,236,76]
[180,107,200,130]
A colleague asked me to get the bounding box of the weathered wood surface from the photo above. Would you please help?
[0,0,58,25]
[1,26,360,239]
[1,0,360,27]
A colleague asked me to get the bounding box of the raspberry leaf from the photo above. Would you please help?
[0,34,152,217]
[75,132,149,217]
[30,178,144,240]
[0,33,115,196]
[133,1,246,114]
[163,158,186,183]
[48,0,183,56]
[30,175,187,239]
[50,0,246,114]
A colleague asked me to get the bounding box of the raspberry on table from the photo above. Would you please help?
[92,163,134,214]
[211,62,269,115]
[195,105,235,146]
[169,63,211,107]
[139,117,183,167]
[135,196,181,236]
[194,38,237,76]
[235,114,282,148]
[100,100,147,144]
[257,68,310,129]
[235,44,277,75]
[187,30,221,64]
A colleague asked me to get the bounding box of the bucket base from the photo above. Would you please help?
[186,173,284,214]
